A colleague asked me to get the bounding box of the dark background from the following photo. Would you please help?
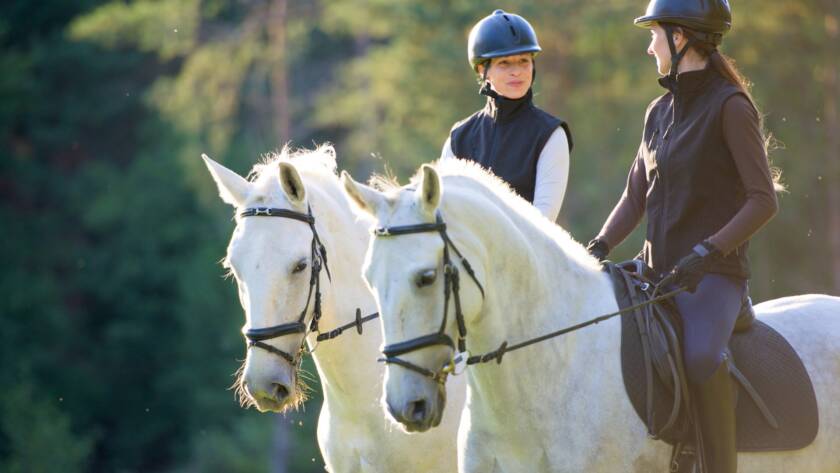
[2,0,838,471]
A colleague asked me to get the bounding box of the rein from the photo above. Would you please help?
[461,282,686,367]
[239,206,379,365]
[373,210,687,383]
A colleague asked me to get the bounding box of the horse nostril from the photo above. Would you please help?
[409,399,427,423]
[272,383,290,400]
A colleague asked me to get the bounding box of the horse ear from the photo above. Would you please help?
[341,170,386,217]
[202,154,250,207]
[416,164,442,214]
[278,162,306,205]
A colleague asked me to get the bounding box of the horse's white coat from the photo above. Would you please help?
[203,148,464,473]
[343,158,840,473]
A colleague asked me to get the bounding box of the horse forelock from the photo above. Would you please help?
[244,143,340,205]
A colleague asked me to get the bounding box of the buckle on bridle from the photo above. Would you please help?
[373,227,391,237]
[254,207,271,216]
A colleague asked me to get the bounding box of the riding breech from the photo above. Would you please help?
[672,273,747,385]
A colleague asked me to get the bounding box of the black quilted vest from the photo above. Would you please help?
[641,66,750,279]
[450,89,572,203]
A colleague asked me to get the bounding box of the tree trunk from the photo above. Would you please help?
[269,0,290,141]
[270,415,291,473]
[267,1,292,469]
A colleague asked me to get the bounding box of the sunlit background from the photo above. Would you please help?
[1,0,838,471]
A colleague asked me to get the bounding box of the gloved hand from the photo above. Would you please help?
[586,238,610,262]
[670,241,720,293]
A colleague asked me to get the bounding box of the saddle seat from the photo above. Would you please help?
[605,260,819,453]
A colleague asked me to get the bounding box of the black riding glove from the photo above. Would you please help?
[670,241,720,293]
[586,238,610,262]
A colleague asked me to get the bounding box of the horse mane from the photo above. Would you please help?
[238,143,348,211]
[375,158,598,270]
[248,143,340,192]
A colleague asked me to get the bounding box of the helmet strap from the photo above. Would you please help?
[532,59,537,85]
[479,61,498,97]
[663,24,696,84]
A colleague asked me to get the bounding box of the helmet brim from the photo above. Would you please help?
[472,45,541,68]
[634,14,731,33]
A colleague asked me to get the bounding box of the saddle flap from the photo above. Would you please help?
[607,261,819,452]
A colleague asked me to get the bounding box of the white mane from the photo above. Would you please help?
[244,144,340,207]
[417,158,600,272]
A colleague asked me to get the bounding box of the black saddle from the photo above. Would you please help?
[606,261,819,453]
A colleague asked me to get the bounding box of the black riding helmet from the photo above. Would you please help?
[634,0,732,82]
[468,9,541,70]
[468,10,541,94]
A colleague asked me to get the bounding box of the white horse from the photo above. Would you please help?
[202,146,465,473]
[341,159,840,473]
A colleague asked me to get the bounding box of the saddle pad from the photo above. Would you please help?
[621,315,819,451]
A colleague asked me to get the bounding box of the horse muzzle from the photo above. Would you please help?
[385,380,446,432]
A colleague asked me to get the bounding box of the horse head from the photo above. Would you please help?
[203,150,333,413]
[342,164,486,432]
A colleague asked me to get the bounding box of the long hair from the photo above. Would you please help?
[677,26,786,191]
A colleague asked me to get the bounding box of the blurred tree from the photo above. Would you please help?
[1,1,837,472]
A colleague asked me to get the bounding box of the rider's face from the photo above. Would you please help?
[648,23,687,76]
[478,53,534,99]
[648,24,673,76]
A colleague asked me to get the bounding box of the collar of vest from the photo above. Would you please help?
[658,64,717,95]
[482,88,534,123]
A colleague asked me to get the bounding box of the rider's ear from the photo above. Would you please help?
[202,153,251,207]
[279,162,306,206]
[341,170,387,217]
[416,164,442,215]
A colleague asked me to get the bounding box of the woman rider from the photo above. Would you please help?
[586,1,779,471]
[441,10,573,222]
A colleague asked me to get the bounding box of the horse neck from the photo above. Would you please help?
[300,174,384,407]
[445,183,620,408]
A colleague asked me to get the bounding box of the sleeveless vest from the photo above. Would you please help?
[450,89,572,203]
[641,66,751,279]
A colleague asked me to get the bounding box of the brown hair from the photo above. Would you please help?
[678,26,786,191]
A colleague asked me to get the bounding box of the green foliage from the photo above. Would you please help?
[1,0,837,472]
[68,0,199,60]
[0,380,93,473]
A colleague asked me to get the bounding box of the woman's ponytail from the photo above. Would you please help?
[683,28,786,192]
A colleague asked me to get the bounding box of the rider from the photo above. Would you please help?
[586,1,779,471]
[440,9,573,222]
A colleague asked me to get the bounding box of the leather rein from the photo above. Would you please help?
[239,206,379,365]
[374,211,686,384]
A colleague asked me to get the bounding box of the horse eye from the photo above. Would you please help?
[292,260,308,274]
[415,269,437,288]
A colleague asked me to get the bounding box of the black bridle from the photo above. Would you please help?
[239,206,332,365]
[376,211,485,383]
[373,211,688,385]
[238,206,381,365]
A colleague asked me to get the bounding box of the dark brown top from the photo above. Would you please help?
[598,94,778,255]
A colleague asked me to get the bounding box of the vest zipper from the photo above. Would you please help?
[657,94,679,273]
